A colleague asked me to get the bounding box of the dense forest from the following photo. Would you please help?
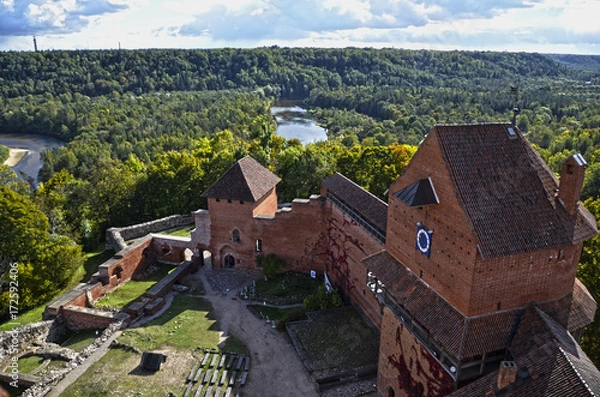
[1,47,600,364]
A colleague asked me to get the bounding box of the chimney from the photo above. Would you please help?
[497,361,517,390]
[557,154,587,215]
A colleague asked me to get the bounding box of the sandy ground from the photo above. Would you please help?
[4,148,29,167]
[194,268,321,397]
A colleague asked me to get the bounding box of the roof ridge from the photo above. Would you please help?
[558,346,596,397]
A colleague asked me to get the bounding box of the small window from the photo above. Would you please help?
[255,239,262,252]
[216,198,220,202]
[228,199,232,203]
[240,200,244,204]
[232,229,240,243]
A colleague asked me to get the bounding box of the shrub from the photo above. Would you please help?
[304,285,343,312]
[257,253,285,280]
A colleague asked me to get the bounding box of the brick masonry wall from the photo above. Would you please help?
[469,244,582,315]
[62,307,116,330]
[378,306,455,397]
[99,236,155,287]
[386,135,479,316]
[325,203,385,327]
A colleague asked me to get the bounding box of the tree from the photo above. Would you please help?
[0,186,84,316]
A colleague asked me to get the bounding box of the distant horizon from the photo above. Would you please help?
[2,44,599,57]
[0,0,598,55]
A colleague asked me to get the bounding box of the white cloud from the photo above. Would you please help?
[0,0,598,54]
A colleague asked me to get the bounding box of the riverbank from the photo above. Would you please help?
[4,148,29,167]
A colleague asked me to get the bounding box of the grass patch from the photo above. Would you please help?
[255,272,320,303]
[96,263,176,309]
[163,225,194,237]
[18,355,45,373]
[118,295,219,351]
[76,247,115,284]
[287,306,379,379]
[61,329,101,352]
[0,305,45,332]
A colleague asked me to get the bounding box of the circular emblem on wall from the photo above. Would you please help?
[417,228,431,254]
[416,223,433,257]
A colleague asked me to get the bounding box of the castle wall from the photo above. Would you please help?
[325,203,385,327]
[98,236,155,287]
[469,244,583,315]
[62,306,118,331]
[378,306,455,397]
[105,214,193,252]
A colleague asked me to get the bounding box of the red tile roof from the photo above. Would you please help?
[323,172,388,238]
[450,306,600,396]
[433,123,597,259]
[201,156,281,202]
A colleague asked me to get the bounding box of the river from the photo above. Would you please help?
[0,134,64,188]
[271,102,327,144]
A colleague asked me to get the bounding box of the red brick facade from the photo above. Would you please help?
[378,306,455,397]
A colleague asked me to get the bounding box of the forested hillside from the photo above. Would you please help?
[1,47,600,364]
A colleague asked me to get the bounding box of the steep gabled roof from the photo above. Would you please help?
[201,156,281,202]
[432,123,597,259]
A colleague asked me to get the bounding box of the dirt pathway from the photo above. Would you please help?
[195,267,320,397]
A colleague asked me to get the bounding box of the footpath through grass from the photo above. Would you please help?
[62,293,246,396]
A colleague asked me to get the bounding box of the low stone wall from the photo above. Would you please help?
[105,214,194,252]
[0,321,66,363]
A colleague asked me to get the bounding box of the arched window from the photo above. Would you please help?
[388,387,395,397]
[232,229,240,243]
[224,254,235,268]
[255,239,262,252]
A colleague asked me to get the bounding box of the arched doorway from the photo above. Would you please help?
[202,250,213,267]
[224,254,235,268]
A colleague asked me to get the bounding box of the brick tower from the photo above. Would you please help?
[364,124,598,396]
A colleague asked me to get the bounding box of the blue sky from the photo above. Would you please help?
[0,0,598,54]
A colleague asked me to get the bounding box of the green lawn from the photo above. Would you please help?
[95,263,176,309]
[0,304,46,332]
[76,247,115,284]
[255,272,321,303]
[63,294,247,396]
[18,355,45,373]
[163,225,194,237]
[61,329,101,352]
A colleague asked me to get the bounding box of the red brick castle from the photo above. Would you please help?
[75,123,600,396]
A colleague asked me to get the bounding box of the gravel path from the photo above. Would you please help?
[195,267,321,397]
